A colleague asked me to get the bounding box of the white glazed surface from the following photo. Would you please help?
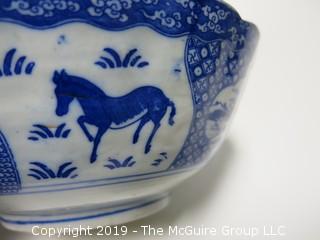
[0,0,257,232]
[0,23,196,214]
[0,23,193,185]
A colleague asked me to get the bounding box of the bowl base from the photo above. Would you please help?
[0,194,169,233]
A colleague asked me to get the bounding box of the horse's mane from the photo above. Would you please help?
[66,74,107,97]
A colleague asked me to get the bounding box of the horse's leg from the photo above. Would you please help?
[144,107,167,154]
[144,122,161,154]
[77,116,94,142]
[90,125,109,163]
[133,115,149,144]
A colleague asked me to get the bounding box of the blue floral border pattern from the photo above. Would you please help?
[0,131,21,194]
[0,0,243,41]
[0,0,257,193]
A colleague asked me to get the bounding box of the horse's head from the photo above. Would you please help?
[52,69,74,117]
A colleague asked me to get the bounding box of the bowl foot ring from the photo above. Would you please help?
[0,194,169,233]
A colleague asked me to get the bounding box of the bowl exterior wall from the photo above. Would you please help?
[0,0,258,227]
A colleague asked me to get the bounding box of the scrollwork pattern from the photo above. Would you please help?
[142,10,182,29]
[86,0,229,34]
[4,0,80,17]
[88,0,132,22]
[2,0,234,35]
[197,5,230,33]
[87,0,159,22]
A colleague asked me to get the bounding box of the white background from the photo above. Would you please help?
[1,0,320,239]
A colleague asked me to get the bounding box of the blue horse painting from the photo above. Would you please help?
[53,70,176,163]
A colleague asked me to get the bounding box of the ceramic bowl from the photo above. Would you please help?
[0,0,258,232]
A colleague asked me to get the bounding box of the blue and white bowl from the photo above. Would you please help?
[0,0,258,232]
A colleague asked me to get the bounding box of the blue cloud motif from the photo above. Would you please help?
[4,0,80,17]
[176,0,192,8]
[197,5,230,33]
[88,0,132,22]
[88,0,159,22]
[142,10,182,29]
[0,0,247,41]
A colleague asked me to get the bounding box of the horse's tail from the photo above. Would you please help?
[168,100,176,126]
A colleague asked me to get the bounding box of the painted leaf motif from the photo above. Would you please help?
[3,48,16,76]
[29,130,48,139]
[30,162,56,178]
[29,169,49,179]
[62,129,71,138]
[57,162,73,177]
[33,124,54,138]
[122,156,134,167]
[14,56,26,74]
[108,159,122,168]
[61,167,77,178]
[25,62,35,74]
[104,48,122,67]
[123,49,137,67]
[55,123,66,138]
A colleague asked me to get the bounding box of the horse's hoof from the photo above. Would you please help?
[169,120,175,126]
[144,145,151,154]
[90,155,97,163]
